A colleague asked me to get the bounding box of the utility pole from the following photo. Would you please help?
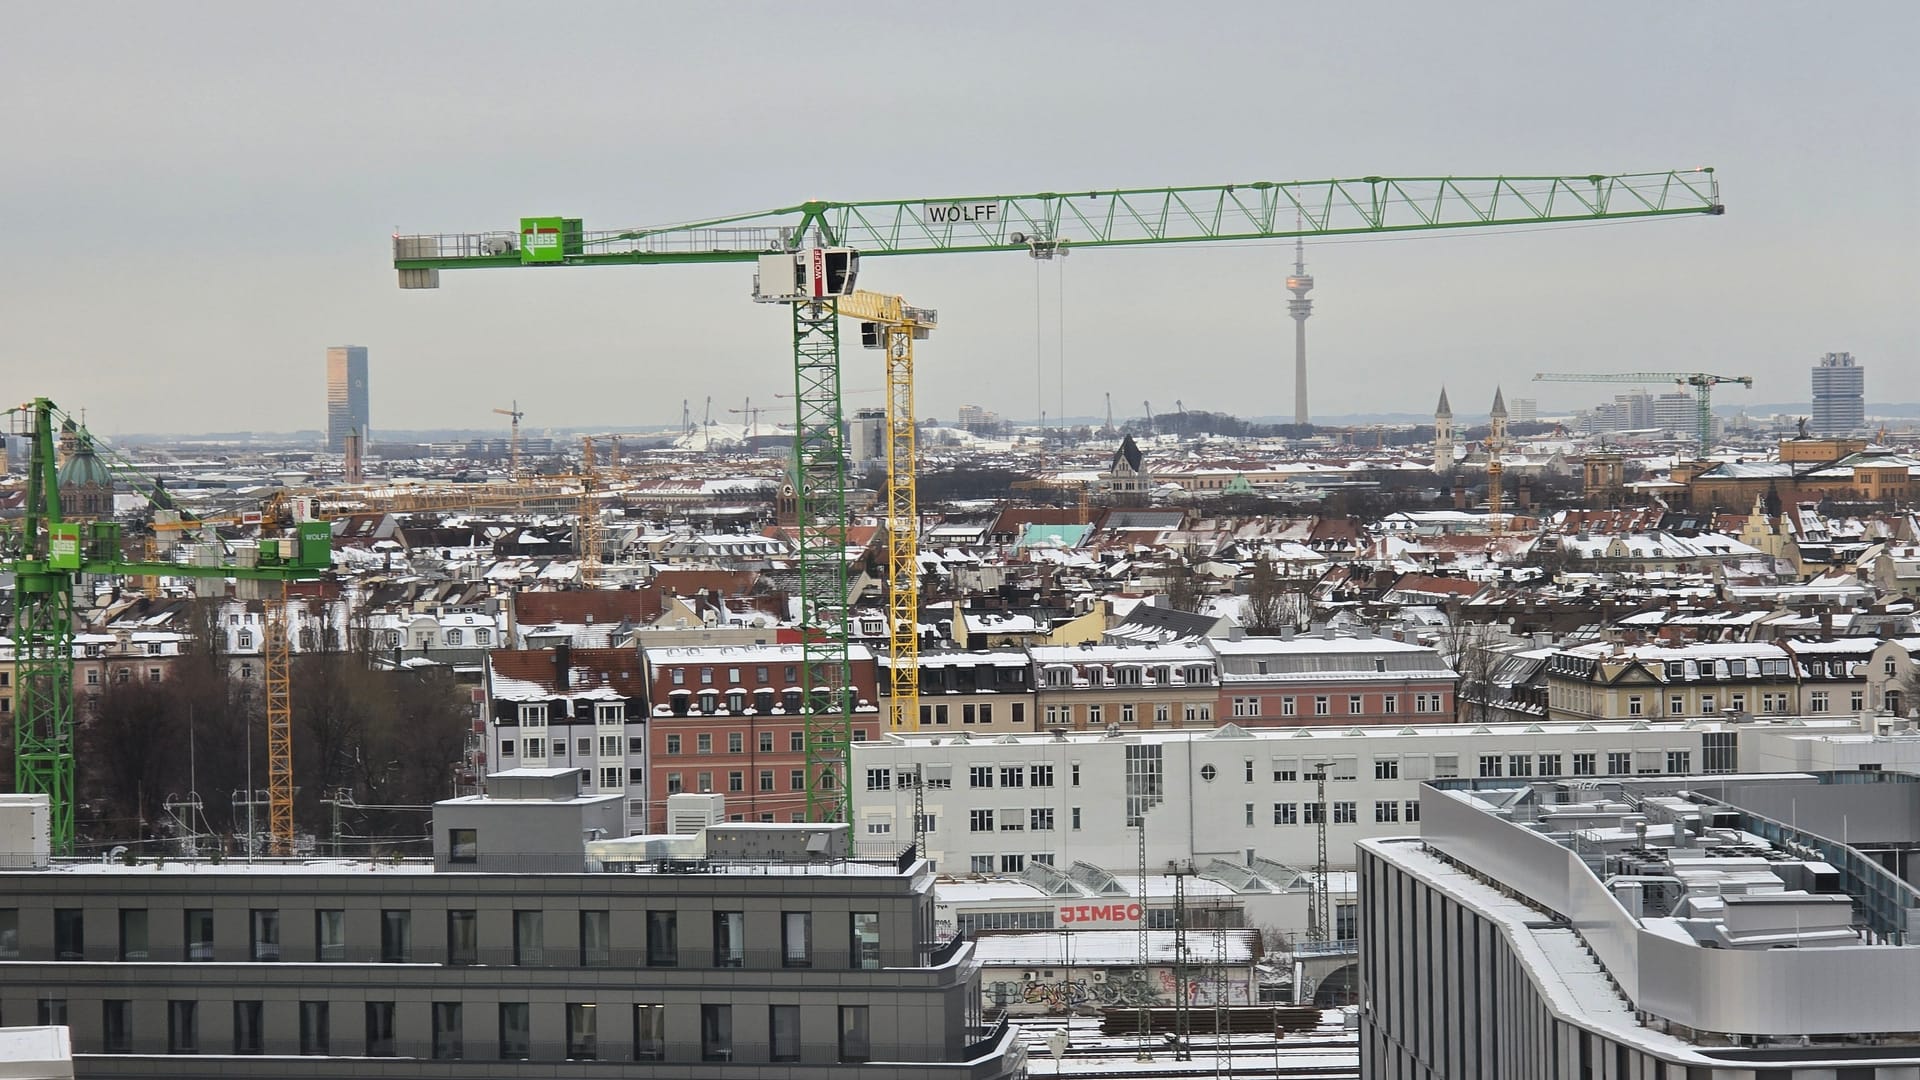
[1169,859,1193,1061]
[1310,759,1335,945]
[1135,820,1153,1062]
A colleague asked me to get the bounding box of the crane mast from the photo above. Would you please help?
[393,169,1724,822]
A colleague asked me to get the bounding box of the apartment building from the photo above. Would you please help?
[1545,638,1874,721]
[879,650,1036,732]
[484,645,649,833]
[1029,642,1219,731]
[1212,629,1458,727]
[639,643,881,832]
[0,781,1023,1079]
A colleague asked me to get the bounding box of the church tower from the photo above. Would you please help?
[1489,386,1509,451]
[1432,388,1454,473]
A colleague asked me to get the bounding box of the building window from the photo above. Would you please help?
[1274,803,1298,825]
[118,908,147,961]
[1573,752,1596,776]
[499,1003,531,1061]
[38,999,66,1028]
[1273,762,1297,782]
[167,1000,198,1054]
[1314,696,1330,716]
[185,908,214,961]
[633,1004,666,1061]
[1509,754,1532,778]
[1383,695,1398,714]
[1072,807,1082,830]
[1030,763,1054,787]
[697,733,712,754]
[1538,754,1562,777]
[1001,853,1026,872]
[713,911,745,968]
[380,910,411,962]
[102,999,132,1053]
[728,731,744,753]
[850,912,881,969]
[315,909,344,961]
[866,768,891,791]
[646,910,678,966]
[432,1002,463,1060]
[790,769,805,790]
[1232,696,1259,718]
[666,772,683,794]
[1031,807,1055,831]
[1477,755,1502,778]
[576,910,610,967]
[1405,800,1421,822]
[1000,765,1025,788]
[54,907,84,960]
[771,1004,802,1062]
[970,765,994,788]
[1373,758,1399,780]
[840,1005,872,1063]
[790,731,806,752]
[566,1003,598,1060]
[782,911,812,967]
[513,909,544,966]
[1667,750,1693,774]
[445,628,463,646]
[448,827,478,863]
[1332,801,1357,824]
[299,1001,329,1056]
[1811,690,1830,712]
[1628,696,1644,717]
[447,910,478,966]
[970,809,995,832]
[700,1004,733,1062]
[971,855,995,873]
[249,908,280,961]
[1348,695,1363,714]
[1281,697,1297,717]
[1607,751,1632,775]
[499,739,515,757]
[1375,801,1400,823]
[362,1001,396,1056]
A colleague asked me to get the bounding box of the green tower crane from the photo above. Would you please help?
[392,168,1723,822]
[1532,370,1755,456]
[4,398,333,853]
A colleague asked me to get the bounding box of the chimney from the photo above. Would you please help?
[553,642,572,689]
[1819,610,1833,641]
[1280,625,1295,641]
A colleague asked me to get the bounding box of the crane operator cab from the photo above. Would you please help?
[752,247,860,303]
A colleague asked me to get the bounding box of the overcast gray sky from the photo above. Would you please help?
[3,1,1914,437]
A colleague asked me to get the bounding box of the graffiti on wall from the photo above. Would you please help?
[986,966,1249,1011]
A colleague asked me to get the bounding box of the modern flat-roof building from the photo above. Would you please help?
[324,346,369,453]
[1811,351,1865,435]
[1361,771,1920,1078]
[848,717,1859,879]
[0,778,1024,1079]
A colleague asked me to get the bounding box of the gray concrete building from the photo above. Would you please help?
[0,780,1024,1079]
[1361,771,1920,1078]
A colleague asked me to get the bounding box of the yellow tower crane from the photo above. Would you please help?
[836,291,937,732]
[494,401,525,481]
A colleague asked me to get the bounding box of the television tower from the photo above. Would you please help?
[1285,228,1315,426]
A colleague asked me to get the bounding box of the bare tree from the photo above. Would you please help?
[1439,620,1503,723]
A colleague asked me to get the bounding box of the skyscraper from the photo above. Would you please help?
[326,346,370,451]
[1810,351,1864,434]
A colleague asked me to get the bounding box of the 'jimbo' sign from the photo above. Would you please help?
[1057,902,1144,927]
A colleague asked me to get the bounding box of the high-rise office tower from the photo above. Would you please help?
[326,346,370,452]
[1810,351,1864,434]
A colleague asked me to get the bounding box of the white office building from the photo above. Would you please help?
[850,717,1860,877]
